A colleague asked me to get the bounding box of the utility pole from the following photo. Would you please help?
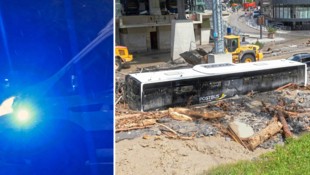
[212,0,224,53]
[177,0,186,20]
[259,0,263,39]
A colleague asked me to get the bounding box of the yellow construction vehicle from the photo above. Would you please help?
[224,35,263,63]
[180,35,263,65]
[115,45,133,71]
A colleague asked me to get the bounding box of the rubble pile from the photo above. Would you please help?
[115,82,310,150]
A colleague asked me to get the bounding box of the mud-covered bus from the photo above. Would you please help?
[125,60,307,111]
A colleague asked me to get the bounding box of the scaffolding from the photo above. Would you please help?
[212,0,224,53]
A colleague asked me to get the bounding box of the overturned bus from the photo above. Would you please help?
[125,60,307,111]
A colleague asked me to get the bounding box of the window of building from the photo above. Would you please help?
[295,6,310,19]
[283,7,290,19]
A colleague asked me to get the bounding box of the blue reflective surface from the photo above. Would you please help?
[0,1,113,174]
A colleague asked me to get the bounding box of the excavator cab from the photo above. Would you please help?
[224,35,240,53]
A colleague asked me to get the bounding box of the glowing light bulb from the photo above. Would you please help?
[16,109,30,123]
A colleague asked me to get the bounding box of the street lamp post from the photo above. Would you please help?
[259,0,263,39]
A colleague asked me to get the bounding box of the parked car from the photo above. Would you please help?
[269,22,285,30]
[253,10,261,18]
[287,53,310,67]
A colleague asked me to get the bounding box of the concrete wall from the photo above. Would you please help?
[119,28,148,52]
[200,28,210,45]
[171,20,196,61]
[200,18,211,45]
[149,0,161,15]
[157,26,171,50]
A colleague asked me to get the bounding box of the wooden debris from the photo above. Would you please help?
[157,123,196,140]
[246,90,256,97]
[168,108,193,121]
[142,119,157,126]
[275,83,293,91]
[262,100,301,119]
[157,123,178,135]
[214,101,230,111]
[163,131,195,140]
[283,111,299,117]
[116,110,167,131]
[143,135,151,139]
[276,110,293,138]
[245,118,283,151]
[115,95,123,104]
[168,107,225,120]
[116,125,153,132]
[226,125,248,149]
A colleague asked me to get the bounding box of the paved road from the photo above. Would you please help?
[226,9,310,40]
[118,9,310,75]
[227,11,267,35]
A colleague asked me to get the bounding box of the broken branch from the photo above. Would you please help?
[275,83,293,91]
[157,123,179,135]
[116,125,153,132]
[276,109,293,138]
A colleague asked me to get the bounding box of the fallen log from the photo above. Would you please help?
[276,110,293,138]
[246,118,283,151]
[169,107,225,120]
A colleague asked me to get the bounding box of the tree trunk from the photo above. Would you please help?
[246,119,283,150]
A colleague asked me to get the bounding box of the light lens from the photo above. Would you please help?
[16,109,31,123]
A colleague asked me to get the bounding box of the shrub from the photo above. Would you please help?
[253,40,264,49]
[267,26,277,34]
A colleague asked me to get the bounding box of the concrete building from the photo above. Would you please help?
[261,0,310,30]
[115,0,218,53]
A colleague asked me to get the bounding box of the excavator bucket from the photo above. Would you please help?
[179,48,209,65]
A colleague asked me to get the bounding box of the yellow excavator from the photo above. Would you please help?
[115,45,133,71]
[180,34,263,65]
[224,35,263,63]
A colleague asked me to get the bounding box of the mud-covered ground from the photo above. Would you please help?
[115,33,310,175]
[115,85,310,174]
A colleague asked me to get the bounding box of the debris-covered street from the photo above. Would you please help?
[116,81,310,174]
[115,35,310,174]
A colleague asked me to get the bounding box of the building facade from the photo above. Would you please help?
[262,0,310,30]
[115,0,215,53]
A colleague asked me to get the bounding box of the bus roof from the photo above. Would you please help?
[128,60,306,84]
